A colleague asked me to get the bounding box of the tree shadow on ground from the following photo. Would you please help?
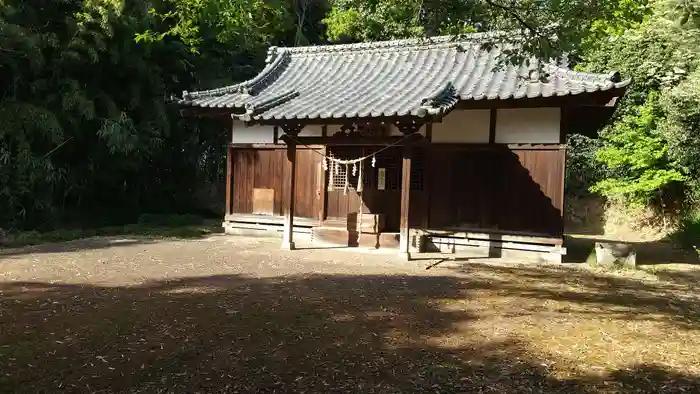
[0,237,156,257]
[451,263,700,331]
[564,236,700,266]
[1,273,699,393]
[0,225,223,259]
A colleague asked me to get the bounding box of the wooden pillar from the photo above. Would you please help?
[318,145,327,224]
[558,107,567,236]
[399,143,412,255]
[281,124,302,250]
[396,120,422,258]
[422,124,432,230]
[226,147,233,216]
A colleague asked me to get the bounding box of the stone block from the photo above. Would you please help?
[595,242,636,268]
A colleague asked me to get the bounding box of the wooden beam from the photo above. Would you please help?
[489,109,497,143]
[429,143,566,151]
[422,228,564,246]
[225,147,233,215]
[399,144,413,256]
[295,135,424,147]
[428,236,566,254]
[454,89,627,110]
[224,213,318,227]
[281,125,303,250]
[228,143,325,149]
[424,122,433,142]
[247,115,440,127]
[282,142,298,249]
[422,124,432,232]
[318,146,327,223]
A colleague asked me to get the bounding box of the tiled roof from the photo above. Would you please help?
[177,34,630,121]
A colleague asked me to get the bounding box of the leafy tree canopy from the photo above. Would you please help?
[323,0,653,64]
[2,0,699,232]
[580,0,700,206]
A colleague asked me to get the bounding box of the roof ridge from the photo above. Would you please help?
[544,65,625,83]
[274,31,510,56]
[183,50,290,100]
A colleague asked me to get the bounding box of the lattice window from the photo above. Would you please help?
[329,157,351,190]
[327,149,368,191]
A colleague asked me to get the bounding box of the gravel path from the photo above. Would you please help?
[1,235,699,393]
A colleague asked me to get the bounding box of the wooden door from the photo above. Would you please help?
[324,146,402,232]
[231,147,323,220]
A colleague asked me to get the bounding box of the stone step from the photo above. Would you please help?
[312,227,399,249]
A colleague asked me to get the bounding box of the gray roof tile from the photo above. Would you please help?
[177,34,630,121]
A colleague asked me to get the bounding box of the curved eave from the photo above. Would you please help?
[615,78,632,89]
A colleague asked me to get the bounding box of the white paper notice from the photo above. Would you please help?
[377,168,386,190]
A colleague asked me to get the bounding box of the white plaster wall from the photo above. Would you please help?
[230,107,560,144]
[389,124,403,136]
[495,108,560,144]
[231,121,276,144]
[297,125,323,137]
[231,123,323,144]
[431,110,490,143]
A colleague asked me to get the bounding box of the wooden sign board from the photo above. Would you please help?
[253,188,275,215]
[377,168,386,190]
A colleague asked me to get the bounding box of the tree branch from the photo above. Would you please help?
[483,0,562,54]
[484,0,539,35]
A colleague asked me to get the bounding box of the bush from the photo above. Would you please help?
[671,211,700,250]
[566,134,604,198]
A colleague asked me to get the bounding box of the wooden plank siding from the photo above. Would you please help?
[229,143,565,239]
[427,144,565,237]
[294,149,322,219]
[231,147,321,220]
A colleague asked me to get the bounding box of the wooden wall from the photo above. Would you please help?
[228,143,565,238]
[231,147,322,219]
[426,145,565,237]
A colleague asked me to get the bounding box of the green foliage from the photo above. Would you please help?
[323,0,657,64]
[0,0,290,230]
[581,0,651,53]
[581,1,700,207]
[660,0,700,28]
[2,0,699,233]
[670,211,700,250]
[324,0,433,41]
[658,68,700,203]
[138,0,291,52]
[592,94,685,205]
[565,134,604,198]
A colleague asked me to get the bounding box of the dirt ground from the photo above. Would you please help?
[1,235,700,393]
